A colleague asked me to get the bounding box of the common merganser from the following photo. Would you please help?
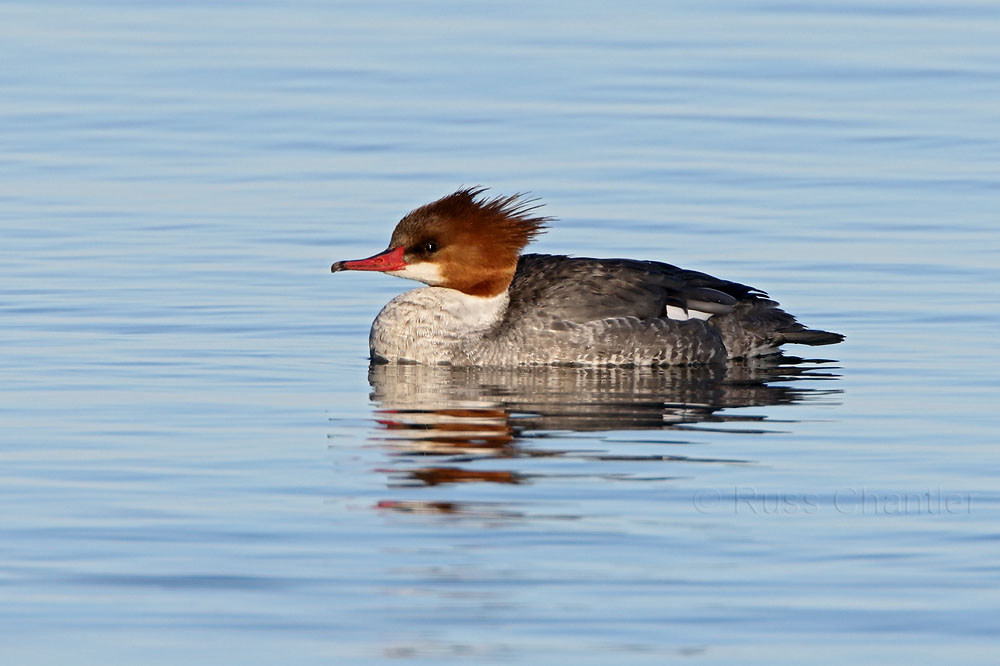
[331,188,844,366]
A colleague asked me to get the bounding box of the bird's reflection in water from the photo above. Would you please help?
[368,355,840,515]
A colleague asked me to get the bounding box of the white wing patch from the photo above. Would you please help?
[665,305,715,321]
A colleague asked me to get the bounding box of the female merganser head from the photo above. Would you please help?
[331,187,549,297]
[330,187,843,366]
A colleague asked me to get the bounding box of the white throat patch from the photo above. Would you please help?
[386,261,444,285]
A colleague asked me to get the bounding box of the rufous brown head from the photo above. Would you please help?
[332,187,549,297]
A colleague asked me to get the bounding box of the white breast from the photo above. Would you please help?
[369,287,509,364]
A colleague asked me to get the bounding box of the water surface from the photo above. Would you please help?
[2,1,999,664]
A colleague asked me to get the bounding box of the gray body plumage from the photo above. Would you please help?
[369,253,843,366]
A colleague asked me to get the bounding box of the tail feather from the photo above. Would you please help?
[774,329,845,346]
[713,299,844,358]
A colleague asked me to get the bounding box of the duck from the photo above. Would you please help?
[331,187,843,366]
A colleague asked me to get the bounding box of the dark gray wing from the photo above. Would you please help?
[505,254,761,325]
[496,254,841,361]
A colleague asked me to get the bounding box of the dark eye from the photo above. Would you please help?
[421,240,439,254]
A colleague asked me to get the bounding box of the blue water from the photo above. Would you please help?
[2,1,999,664]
